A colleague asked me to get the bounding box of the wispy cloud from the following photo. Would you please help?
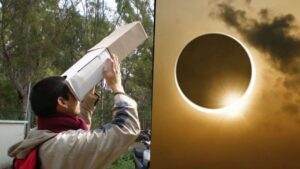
[212,2,300,74]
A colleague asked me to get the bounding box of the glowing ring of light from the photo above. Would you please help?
[174,33,256,115]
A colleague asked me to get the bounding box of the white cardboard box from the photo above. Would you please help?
[62,21,147,101]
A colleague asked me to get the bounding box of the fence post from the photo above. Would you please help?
[24,82,31,138]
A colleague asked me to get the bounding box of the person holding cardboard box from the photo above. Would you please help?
[8,54,140,169]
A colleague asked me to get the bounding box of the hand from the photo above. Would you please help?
[102,54,124,93]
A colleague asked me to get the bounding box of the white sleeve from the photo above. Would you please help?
[39,94,140,169]
[79,91,99,129]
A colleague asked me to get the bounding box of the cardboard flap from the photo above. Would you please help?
[88,21,148,60]
[62,21,148,101]
[62,48,110,100]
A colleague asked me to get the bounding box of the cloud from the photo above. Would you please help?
[212,3,300,74]
[282,103,300,115]
[245,0,251,4]
[283,75,300,95]
[211,2,300,121]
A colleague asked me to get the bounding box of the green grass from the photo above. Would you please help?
[107,150,135,169]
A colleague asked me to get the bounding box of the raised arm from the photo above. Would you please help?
[80,88,99,129]
[39,54,141,169]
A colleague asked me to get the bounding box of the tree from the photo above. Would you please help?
[0,0,112,115]
[0,0,154,132]
[114,0,154,129]
[0,0,62,113]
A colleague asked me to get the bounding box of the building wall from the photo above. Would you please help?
[0,120,26,167]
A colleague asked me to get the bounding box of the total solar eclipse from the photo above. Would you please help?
[176,33,254,112]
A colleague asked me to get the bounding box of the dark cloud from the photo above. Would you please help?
[245,0,251,4]
[283,76,300,94]
[213,3,300,74]
[211,3,300,120]
[280,102,300,124]
[282,103,300,115]
[259,9,269,20]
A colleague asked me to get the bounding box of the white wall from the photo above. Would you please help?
[0,120,27,167]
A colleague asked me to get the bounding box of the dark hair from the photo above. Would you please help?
[30,76,70,117]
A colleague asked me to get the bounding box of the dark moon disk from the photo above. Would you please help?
[176,33,252,109]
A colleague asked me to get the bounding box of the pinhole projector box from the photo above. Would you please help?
[62,21,148,101]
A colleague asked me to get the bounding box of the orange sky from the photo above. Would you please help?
[152,0,300,168]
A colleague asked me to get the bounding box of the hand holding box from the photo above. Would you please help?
[62,21,148,101]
